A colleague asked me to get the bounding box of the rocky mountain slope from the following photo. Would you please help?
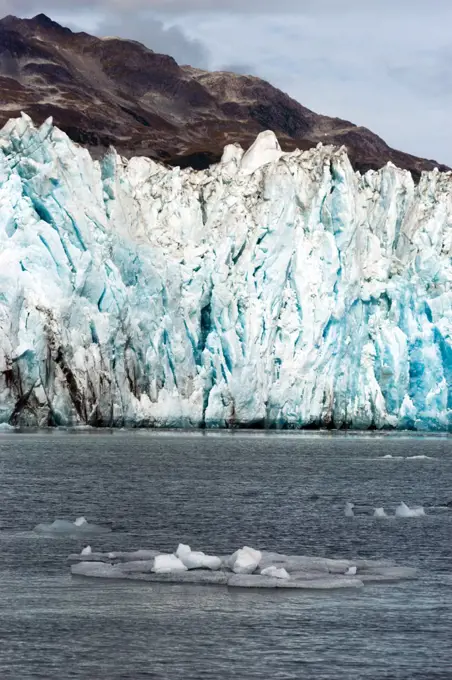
[0,13,449,179]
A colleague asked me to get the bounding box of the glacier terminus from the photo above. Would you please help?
[1,113,452,430]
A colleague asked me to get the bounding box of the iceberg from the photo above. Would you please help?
[395,502,425,518]
[374,507,387,518]
[1,114,452,430]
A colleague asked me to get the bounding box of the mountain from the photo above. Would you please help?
[0,114,451,430]
[0,13,449,180]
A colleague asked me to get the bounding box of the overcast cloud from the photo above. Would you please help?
[1,0,450,164]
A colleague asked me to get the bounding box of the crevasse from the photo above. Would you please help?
[0,114,451,430]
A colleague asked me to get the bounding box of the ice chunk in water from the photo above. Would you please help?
[406,455,432,460]
[374,507,387,518]
[230,547,262,574]
[81,546,92,556]
[345,502,354,517]
[153,554,187,573]
[260,566,290,579]
[34,518,111,535]
[395,502,425,518]
[69,544,416,589]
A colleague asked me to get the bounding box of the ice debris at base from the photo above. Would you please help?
[0,423,15,431]
[1,115,452,430]
[33,517,111,535]
[68,543,417,589]
[395,502,425,518]
[345,502,355,517]
[374,507,388,518]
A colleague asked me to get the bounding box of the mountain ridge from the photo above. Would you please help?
[0,12,449,180]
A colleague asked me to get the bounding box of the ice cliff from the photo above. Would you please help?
[1,113,452,430]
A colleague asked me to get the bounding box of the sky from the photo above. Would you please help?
[1,0,450,164]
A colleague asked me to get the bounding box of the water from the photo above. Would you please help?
[0,431,451,679]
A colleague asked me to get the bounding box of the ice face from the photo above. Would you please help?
[1,115,452,430]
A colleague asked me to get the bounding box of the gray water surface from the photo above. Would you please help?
[0,431,451,679]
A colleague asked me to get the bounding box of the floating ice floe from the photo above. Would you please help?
[34,517,111,535]
[374,508,387,518]
[395,502,425,518]
[345,502,355,517]
[68,543,417,589]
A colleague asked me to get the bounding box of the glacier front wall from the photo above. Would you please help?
[1,114,452,430]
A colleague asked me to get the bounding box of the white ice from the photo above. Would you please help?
[229,547,262,574]
[405,455,432,460]
[260,566,290,579]
[81,546,92,556]
[33,518,111,535]
[374,508,387,518]
[345,502,355,517]
[152,554,187,573]
[395,502,426,518]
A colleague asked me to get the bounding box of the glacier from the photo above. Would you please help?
[0,112,452,430]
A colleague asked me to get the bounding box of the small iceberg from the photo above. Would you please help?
[69,543,417,590]
[33,517,111,536]
[405,455,432,460]
[395,502,425,518]
[345,502,355,517]
[374,508,387,518]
